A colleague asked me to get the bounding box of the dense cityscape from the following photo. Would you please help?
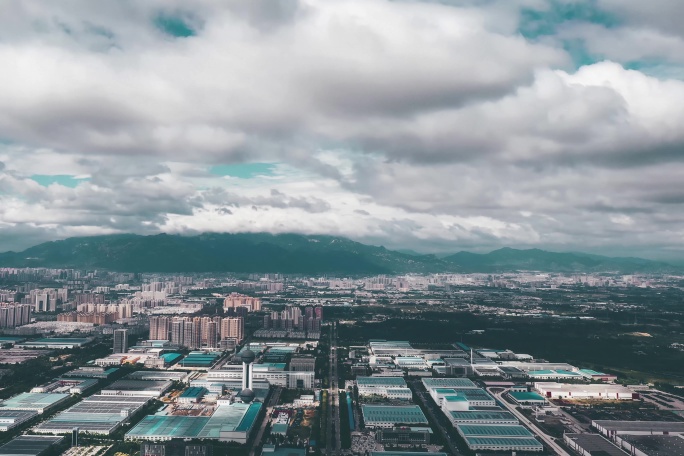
[0,267,682,456]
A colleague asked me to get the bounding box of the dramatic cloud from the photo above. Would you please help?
[0,0,683,261]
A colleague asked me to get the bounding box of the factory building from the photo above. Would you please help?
[429,388,495,407]
[456,425,543,452]
[356,376,407,397]
[34,395,150,436]
[447,411,518,426]
[385,388,413,401]
[207,364,314,389]
[17,338,92,349]
[375,426,432,445]
[593,420,684,438]
[178,387,208,404]
[422,378,478,391]
[535,383,638,400]
[564,433,626,456]
[361,405,429,429]
[125,402,263,444]
[289,355,315,372]
[0,410,38,431]
[0,436,66,456]
[528,369,584,381]
[578,369,618,382]
[616,434,684,456]
[0,392,71,414]
[100,380,172,398]
[508,391,547,406]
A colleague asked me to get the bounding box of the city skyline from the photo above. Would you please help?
[0,2,683,260]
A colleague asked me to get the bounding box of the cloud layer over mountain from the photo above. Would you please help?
[1,0,684,259]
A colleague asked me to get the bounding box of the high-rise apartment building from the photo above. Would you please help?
[207,321,218,348]
[113,329,128,354]
[264,306,322,333]
[149,316,170,340]
[148,315,245,348]
[221,317,244,343]
[0,303,32,328]
[223,293,261,312]
[170,319,185,346]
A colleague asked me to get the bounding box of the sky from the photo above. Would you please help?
[1,0,684,260]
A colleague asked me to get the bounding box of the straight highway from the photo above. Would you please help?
[326,321,341,455]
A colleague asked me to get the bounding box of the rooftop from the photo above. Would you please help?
[0,393,70,411]
[104,380,171,391]
[253,363,287,371]
[564,433,626,456]
[126,371,187,381]
[34,395,149,434]
[458,424,534,437]
[0,435,64,456]
[580,369,607,375]
[160,353,183,363]
[449,411,517,422]
[357,376,407,386]
[180,387,207,398]
[30,338,91,344]
[593,421,684,433]
[509,391,546,402]
[444,395,468,402]
[361,405,428,425]
[0,409,38,423]
[622,434,684,456]
[422,378,477,389]
[126,402,262,439]
[464,437,543,448]
[451,388,494,401]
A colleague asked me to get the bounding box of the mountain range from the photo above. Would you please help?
[0,233,676,274]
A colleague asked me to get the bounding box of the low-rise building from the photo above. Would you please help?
[361,405,429,429]
[456,424,543,452]
[593,420,684,438]
[535,383,637,401]
[0,410,38,431]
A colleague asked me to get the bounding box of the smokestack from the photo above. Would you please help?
[242,361,249,391]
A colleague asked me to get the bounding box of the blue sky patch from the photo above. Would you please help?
[519,0,620,40]
[209,163,277,179]
[154,14,196,38]
[30,175,90,188]
[518,1,620,69]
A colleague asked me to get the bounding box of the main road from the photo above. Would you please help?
[326,321,342,455]
[487,387,571,456]
[250,386,282,456]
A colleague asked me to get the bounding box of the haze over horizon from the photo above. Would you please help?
[1,1,684,261]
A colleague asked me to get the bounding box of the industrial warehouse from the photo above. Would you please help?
[535,382,639,400]
[592,420,684,437]
[361,405,429,428]
[0,392,71,414]
[456,424,544,452]
[0,409,38,431]
[125,401,263,443]
[100,379,173,397]
[354,341,551,453]
[34,395,150,435]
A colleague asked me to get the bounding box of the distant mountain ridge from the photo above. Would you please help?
[0,233,676,274]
